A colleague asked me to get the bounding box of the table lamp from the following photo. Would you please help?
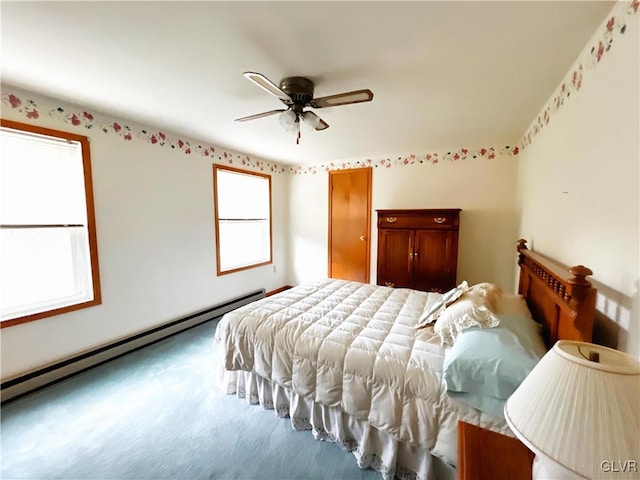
[504,340,640,479]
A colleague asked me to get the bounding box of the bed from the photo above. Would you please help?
[214,240,596,479]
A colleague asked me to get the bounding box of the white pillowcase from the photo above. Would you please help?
[467,282,503,311]
[416,281,469,328]
[434,293,500,346]
[494,293,533,318]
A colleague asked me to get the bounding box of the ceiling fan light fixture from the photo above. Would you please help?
[302,111,321,129]
[278,109,298,134]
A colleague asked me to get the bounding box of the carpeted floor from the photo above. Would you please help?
[0,319,382,480]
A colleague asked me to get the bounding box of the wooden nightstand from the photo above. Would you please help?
[457,421,534,480]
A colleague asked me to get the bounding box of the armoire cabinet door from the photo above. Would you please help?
[377,229,413,288]
[412,229,458,292]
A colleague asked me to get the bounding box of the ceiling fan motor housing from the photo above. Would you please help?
[279,77,315,111]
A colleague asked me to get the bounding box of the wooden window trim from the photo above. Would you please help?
[0,119,102,328]
[212,164,273,276]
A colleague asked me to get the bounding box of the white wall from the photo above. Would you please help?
[0,87,289,380]
[288,153,520,292]
[517,7,639,357]
[287,171,329,284]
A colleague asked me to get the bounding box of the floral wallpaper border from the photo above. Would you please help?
[1,0,636,175]
[519,0,638,151]
[286,146,519,175]
[1,92,287,175]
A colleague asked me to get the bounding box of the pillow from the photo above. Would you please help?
[433,293,499,345]
[416,281,469,328]
[443,314,547,418]
[494,293,532,319]
[467,282,503,311]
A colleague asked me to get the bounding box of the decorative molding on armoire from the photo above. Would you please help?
[1,0,636,175]
[518,0,638,151]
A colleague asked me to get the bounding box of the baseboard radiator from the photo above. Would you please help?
[1,289,265,404]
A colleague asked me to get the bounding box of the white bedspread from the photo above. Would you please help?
[215,279,509,467]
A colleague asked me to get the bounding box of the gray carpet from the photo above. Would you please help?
[1,319,382,480]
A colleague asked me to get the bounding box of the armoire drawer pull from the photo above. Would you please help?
[433,217,447,224]
[386,217,398,223]
[385,282,395,287]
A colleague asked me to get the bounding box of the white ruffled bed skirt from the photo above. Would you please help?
[218,368,455,480]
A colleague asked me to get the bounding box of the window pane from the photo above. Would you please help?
[218,220,270,271]
[0,227,93,320]
[1,128,87,224]
[216,169,270,219]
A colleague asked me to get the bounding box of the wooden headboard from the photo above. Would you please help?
[516,239,597,347]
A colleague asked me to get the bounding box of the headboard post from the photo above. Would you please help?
[568,265,594,289]
[516,239,529,297]
[567,264,597,342]
[516,240,596,346]
[516,238,528,253]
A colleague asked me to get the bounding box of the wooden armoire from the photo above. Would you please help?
[376,209,461,292]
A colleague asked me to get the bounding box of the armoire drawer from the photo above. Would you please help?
[377,210,459,229]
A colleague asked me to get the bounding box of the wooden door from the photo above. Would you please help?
[377,229,413,288]
[328,168,372,282]
[413,229,458,292]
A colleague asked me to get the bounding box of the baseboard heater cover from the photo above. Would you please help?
[1,289,265,404]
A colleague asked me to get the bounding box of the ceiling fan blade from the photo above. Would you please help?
[309,89,373,109]
[302,111,329,131]
[315,117,329,131]
[235,109,286,122]
[243,72,292,103]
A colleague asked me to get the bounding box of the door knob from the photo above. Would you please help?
[359,235,366,241]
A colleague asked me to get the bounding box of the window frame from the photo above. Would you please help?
[212,164,273,276]
[0,119,102,328]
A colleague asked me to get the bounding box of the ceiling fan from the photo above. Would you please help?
[235,72,374,144]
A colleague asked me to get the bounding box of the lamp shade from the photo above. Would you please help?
[504,341,640,479]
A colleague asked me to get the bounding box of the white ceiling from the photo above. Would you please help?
[1,1,615,166]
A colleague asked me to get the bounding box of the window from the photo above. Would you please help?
[0,119,101,327]
[213,164,272,275]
